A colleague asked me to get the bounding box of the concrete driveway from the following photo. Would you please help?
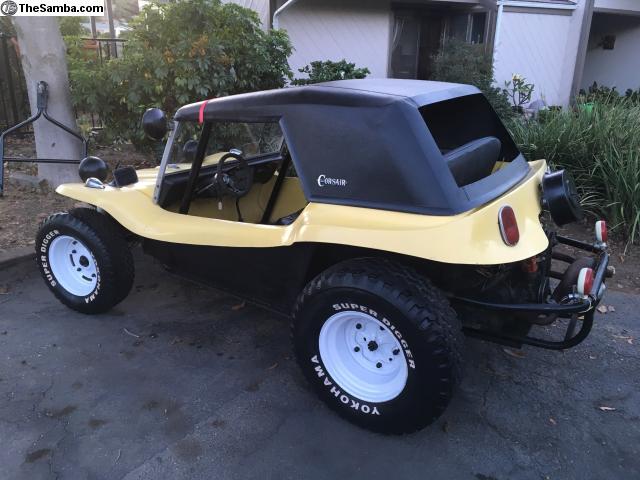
[0,252,638,480]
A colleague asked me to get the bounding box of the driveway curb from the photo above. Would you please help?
[0,246,35,269]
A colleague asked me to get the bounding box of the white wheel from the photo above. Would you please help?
[318,311,408,403]
[48,235,98,297]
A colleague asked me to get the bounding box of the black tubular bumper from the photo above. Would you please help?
[453,234,610,350]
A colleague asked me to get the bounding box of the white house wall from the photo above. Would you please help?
[278,0,392,79]
[493,8,578,106]
[581,13,640,92]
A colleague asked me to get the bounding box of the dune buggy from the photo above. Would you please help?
[36,79,611,434]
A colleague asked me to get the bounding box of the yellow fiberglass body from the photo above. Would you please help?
[56,160,549,266]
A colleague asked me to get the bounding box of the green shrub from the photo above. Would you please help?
[58,17,90,37]
[429,39,513,120]
[291,59,370,85]
[578,81,640,105]
[508,100,640,245]
[67,0,292,145]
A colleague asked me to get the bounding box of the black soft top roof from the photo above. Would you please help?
[174,80,529,216]
[174,79,481,122]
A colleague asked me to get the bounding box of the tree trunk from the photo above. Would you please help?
[12,18,81,188]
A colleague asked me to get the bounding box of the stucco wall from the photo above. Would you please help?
[493,3,587,107]
[581,13,640,92]
[278,0,393,79]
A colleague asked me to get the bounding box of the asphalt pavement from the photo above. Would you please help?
[0,251,638,480]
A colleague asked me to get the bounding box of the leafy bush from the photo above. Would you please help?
[578,81,640,106]
[67,0,292,145]
[429,40,513,120]
[291,59,370,85]
[503,74,534,111]
[58,17,90,37]
[508,100,640,245]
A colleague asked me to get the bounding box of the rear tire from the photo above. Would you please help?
[35,208,134,314]
[292,258,464,434]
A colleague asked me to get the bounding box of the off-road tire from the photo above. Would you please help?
[292,258,464,434]
[35,208,134,314]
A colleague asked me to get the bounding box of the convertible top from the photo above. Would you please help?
[174,80,530,216]
[174,79,481,121]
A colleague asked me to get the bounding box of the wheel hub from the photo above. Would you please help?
[318,310,408,403]
[48,235,98,297]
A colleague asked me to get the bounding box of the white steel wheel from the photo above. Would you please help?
[48,235,98,297]
[319,311,408,403]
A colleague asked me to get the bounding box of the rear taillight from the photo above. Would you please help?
[595,220,607,243]
[577,267,594,296]
[498,205,519,246]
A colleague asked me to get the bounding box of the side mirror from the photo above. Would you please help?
[142,108,167,141]
[78,156,109,182]
[182,139,199,163]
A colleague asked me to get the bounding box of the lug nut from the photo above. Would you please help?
[376,362,382,368]
[354,346,360,352]
[356,323,362,329]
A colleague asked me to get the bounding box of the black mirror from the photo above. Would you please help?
[182,139,199,163]
[142,108,167,141]
[78,156,109,182]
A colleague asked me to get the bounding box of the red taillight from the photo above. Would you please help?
[577,267,594,296]
[498,205,519,246]
[595,220,607,243]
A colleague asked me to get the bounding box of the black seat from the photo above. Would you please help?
[444,136,501,187]
[274,209,303,225]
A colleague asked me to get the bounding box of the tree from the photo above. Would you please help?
[12,18,82,187]
[67,0,292,145]
[291,59,370,85]
[430,39,513,121]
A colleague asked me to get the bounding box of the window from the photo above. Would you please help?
[470,13,486,45]
[390,9,489,80]
[208,122,284,158]
[420,94,520,187]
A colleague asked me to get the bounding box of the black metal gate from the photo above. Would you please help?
[0,32,29,131]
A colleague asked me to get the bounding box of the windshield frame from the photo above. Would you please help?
[153,121,182,205]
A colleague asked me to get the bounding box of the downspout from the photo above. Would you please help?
[493,0,504,61]
[273,0,301,30]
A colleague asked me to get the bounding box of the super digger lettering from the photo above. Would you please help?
[332,303,416,369]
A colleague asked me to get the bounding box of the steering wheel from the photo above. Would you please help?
[216,151,254,198]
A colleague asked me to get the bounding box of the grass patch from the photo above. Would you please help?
[508,99,640,247]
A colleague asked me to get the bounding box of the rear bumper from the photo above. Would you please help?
[453,233,610,350]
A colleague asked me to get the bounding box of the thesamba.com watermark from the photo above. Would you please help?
[0,0,104,16]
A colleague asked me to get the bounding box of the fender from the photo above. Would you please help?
[56,161,549,265]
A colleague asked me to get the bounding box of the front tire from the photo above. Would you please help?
[292,258,464,434]
[35,208,134,314]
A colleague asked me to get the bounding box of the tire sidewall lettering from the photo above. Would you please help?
[39,228,101,303]
[331,302,416,368]
[310,355,381,416]
[304,299,421,419]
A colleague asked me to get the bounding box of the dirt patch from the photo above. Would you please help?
[0,136,154,251]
